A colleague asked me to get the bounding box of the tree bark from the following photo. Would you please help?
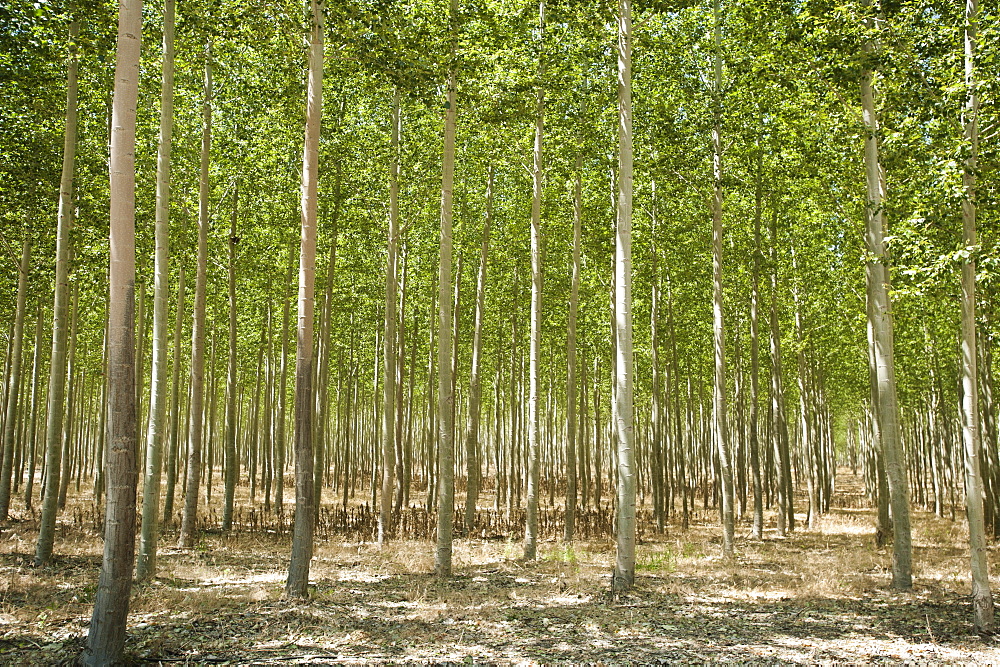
[860,23,912,590]
[82,0,141,661]
[792,249,816,529]
[163,255,184,521]
[524,0,545,561]
[178,45,212,549]
[960,0,994,633]
[222,183,239,531]
[35,19,79,567]
[711,0,735,559]
[768,208,793,536]
[748,155,764,540]
[0,234,30,519]
[137,0,174,580]
[435,0,459,579]
[23,304,44,512]
[379,91,401,546]
[275,243,294,514]
[286,0,323,599]
[464,166,492,536]
[612,0,636,592]
[565,155,581,542]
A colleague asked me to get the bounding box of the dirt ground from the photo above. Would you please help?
[2,473,1000,664]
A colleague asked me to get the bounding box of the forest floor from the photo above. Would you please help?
[1,470,999,664]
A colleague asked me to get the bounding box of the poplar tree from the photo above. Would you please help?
[83,0,141,660]
[286,0,324,599]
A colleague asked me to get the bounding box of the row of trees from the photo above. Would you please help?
[1,0,998,661]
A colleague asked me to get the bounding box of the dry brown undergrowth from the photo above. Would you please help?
[1,471,999,664]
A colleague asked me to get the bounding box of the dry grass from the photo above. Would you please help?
[1,470,999,663]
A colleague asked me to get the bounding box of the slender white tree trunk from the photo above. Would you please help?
[960,0,994,634]
[711,0,734,559]
[769,212,793,536]
[860,20,911,590]
[163,256,184,521]
[178,45,212,549]
[464,166,492,535]
[222,183,239,531]
[748,155,764,540]
[35,19,79,567]
[83,0,141,661]
[524,0,545,562]
[275,243,294,514]
[379,90,400,546]
[612,0,636,592]
[286,0,323,599]
[565,155,582,542]
[435,0,459,579]
[0,234,30,519]
[137,0,174,581]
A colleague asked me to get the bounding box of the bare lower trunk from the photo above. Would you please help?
[379,92,400,546]
[524,0,545,561]
[222,183,239,531]
[565,156,581,542]
[710,0,734,559]
[748,156,764,540]
[769,209,793,536]
[137,0,174,580]
[860,32,911,589]
[35,20,79,567]
[275,245,294,514]
[960,0,994,633]
[612,0,636,592]
[178,47,212,549]
[464,166,492,536]
[285,0,323,599]
[83,1,141,661]
[434,0,459,579]
[23,305,44,512]
[0,234,30,519]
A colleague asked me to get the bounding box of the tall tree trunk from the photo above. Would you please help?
[769,209,793,536]
[137,0,174,580]
[379,91,401,545]
[612,0,636,592]
[861,21,912,590]
[711,0,735,559]
[650,190,664,533]
[178,45,212,549]
[83,0,141,660]
[248,319,264,504]
[748,154,764,540]
[57,285,78,511]
[135,271,146,434]
[275,243,294,514]
[565,155,581,542]
[524,0,545,561]
[285,0,323,599]
[464,166,492,536]
[313,172,340,516]
[23,304,44,512]
[222,183,239,531]
[960,0,994,633]
[163,256,185,520]
[792,249,816,529]
[35,19,79,567]
[0,234,30,519]
[435,0,459,579]
[262,301,274,512]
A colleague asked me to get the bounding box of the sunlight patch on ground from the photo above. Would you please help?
[198,570,285,586]
[333,570,390,583]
